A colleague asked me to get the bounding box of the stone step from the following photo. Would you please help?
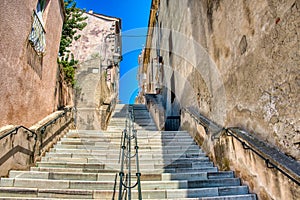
[162,171,234,181]
[43,153,209,163]
[9,171,234,182]
[66,135,180,140]
[38,159,214,170]
[41,156,211,165]
[52,144,202,151]
[107,127,158,131]
[52,145,202,154]
[54,143,198,149]
[1,178,242,190]
[185,194,257,200]
[41,156,210,164]
[0,187,94,199]
[9,171,116,181]
[56,140,198,146]
[109,117,153,121]
[63,135,193,141]
[110,113,151,117]
[31,166,119,174]
[48,150,207,159]
[109,121,155,125]
[0,187,255,199]
[53,144,200,150]
[36,162,106,170]
[52,144,199,150]
[66,138,196,143]
[108,125,157,129]
[67,130,189,136]
[0,104,256,200]
[30,166,218,174]
[108,124,156,127]
[65,134,194,139]
[132,115,152,118]
[132,112,151,115]
[35,162,215,171]
[0,179,189,190]
[164,167,218,173]
[110,115,152,119]
[60,137,196,143]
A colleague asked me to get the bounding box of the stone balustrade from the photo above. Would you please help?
[0,107,74,177]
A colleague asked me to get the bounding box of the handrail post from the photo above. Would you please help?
[134,129,142,199]
[118,106,143,200]
[118,129,126,200]
[128,117,131,200]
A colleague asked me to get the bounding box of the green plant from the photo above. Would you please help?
[59,55,77,86]
[58,0,87,86]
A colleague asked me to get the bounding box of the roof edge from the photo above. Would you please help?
[85,11,121,23]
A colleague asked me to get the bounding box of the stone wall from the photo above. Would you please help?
[0,0,65,127]
[146,97,300,199]
[0,108,74,177]
[145,94,166,130]
[142,0,299,160]
[55,65,74,110]
[180,108,300,200]
[69,12,121,130]
[141,0,300,199]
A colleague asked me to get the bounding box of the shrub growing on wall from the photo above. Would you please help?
[58,0,87,86]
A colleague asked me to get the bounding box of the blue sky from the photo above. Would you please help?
[75,0,151,104]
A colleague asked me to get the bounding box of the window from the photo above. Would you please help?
[29,0,47,55]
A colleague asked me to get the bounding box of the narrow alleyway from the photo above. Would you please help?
[0,104,256,199]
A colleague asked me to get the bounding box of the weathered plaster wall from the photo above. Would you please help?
[0,0,65,127]
[142,0,300,198]
[146,0,299,160]
[69,12,121,130]
[180,109,300,200]
[0,108,74,177]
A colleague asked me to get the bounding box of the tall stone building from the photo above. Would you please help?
[69,11,122,130]
[139,0,299,160]
[138,0,300,199]
[0,0,66,127]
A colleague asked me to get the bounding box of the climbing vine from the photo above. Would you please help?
[58,0,87,86]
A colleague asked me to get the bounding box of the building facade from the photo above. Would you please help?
[0,0,66,127]
[139,0,300,160]
[138,0,300,199]
[69,11,122,130]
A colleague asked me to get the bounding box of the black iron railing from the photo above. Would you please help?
[118,106,142,200]
[39,108,71,134]
[182,107,300,186]
[0,107,72,168]
[0,126,37,141]
[0,126,37,167]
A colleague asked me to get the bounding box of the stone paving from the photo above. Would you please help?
[0,104,257,199]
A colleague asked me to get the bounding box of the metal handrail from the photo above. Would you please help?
[182,107,300,186]
[0,108,71,148]
[225,128,300,185]
[112,173,118,200]
[118,106,142,200]
[0,126,37,167]
[0,126,37,141]
[39,109,70,134]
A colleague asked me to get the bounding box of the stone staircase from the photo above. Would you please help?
[0,104,257,199]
